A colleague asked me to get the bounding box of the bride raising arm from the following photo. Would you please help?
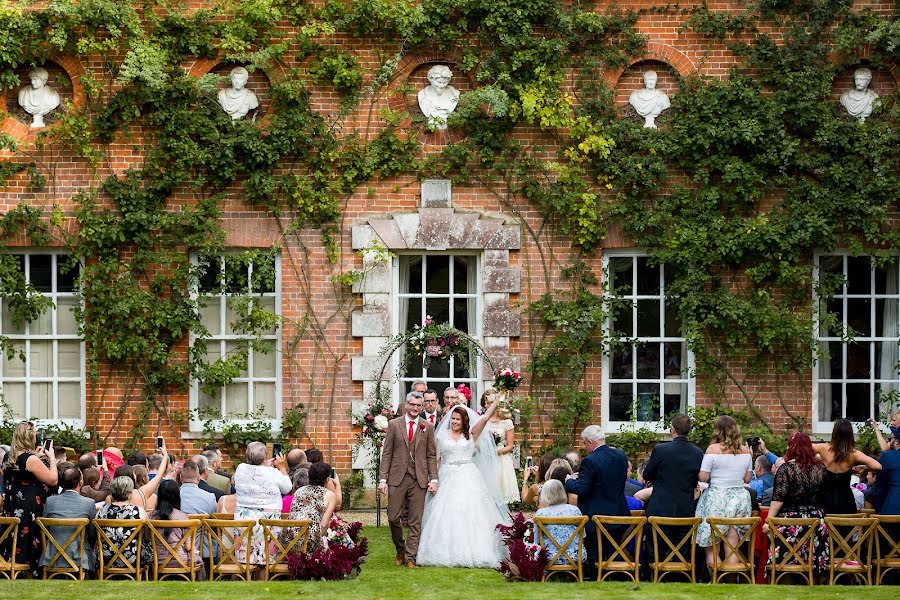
[469,398,498,441]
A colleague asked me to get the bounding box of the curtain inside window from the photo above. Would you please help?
[397,256,415,372]
[818,255,843,421]
[880,261,899,415]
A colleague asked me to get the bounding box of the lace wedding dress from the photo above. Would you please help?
[416,433,509,567]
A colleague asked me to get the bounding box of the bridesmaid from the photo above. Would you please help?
[483,388,520,504]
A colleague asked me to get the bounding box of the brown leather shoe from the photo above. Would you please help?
[395,552,404,566]
[406,560,417,569]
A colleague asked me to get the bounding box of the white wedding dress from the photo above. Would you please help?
[416,432,509,567]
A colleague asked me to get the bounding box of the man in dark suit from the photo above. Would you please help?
[564,424,630,571]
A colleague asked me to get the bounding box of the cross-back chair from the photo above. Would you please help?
[648,516,701,583]
[204,518,257,580]
[0,517,30,579]
[706,516,760,584]
[825,516,877,585]
[875,515,900,584]
[593,515,645,582]
[767,516,818,586]
[533,516,588,582]
[94,518,145,580]
[36,517,89,580]
[260,518,311,580]
[146,519,203,581]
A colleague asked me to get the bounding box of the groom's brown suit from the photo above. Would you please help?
[379,416,438,564]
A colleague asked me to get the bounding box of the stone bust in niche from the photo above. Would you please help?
[217,67,259,121]
[629,70,671,129]
[840,67,880,123]
[417,64,460,130]
[18,67,61,128]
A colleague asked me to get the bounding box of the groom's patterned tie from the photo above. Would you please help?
[408,419,414,442]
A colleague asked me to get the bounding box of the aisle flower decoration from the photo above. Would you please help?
[351,390,396,481]
[494,367,522,392]
[287,515,368,580]
[497,512,547,581]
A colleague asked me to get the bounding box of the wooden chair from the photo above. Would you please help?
[36,517,89,580]
[767,516,818,586]
[630,510,645,517]
[647,516,701,583]
[861,508,876,516]
[875,515,900,584]
[186,514,208,521]
[825,516,877,585]
[533,516,588,582]
[146,519,203,581]
[593,515,645,582]
[204,518,258,580]
[260,518,311,580]
[210,513,235,520]
[0,517,31,579]
[94,518,145,580]
[827,513,864,519]
[707,516,760,584]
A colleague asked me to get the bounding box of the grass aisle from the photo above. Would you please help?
[0,525,891,599]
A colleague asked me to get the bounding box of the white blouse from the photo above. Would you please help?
[234,463,292,510]
[700,453,752,488]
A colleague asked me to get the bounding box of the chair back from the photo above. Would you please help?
[860,508,875,516]
[210,513,234,520]
[825,516,877,585]
[36,517,89,580]
[630,510,645,517]
[706,516,760,583]
[767,516,818,585]
[875,514,900,584]
[146,519,202,581]
[260,518,311,580]
[647,516,700,583]
[94,518,144,580]
[0,517,29,580]
[204,518,257,580]
[533,516,588,582]
[593,515,645,582]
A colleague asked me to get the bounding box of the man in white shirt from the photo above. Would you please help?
[422,389,441,426]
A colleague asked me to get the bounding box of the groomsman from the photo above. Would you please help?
[443,387,461,410]
[421,389,442,426]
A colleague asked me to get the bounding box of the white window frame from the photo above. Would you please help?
[812,252,900,434]
[189,252,282,432]
[601,251,695,433]
[391,252,482,410]
[0,251,85,426]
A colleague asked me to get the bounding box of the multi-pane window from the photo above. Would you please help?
[604,254,692,425]
[815,255,899,425]
[396,254,480,406]
[193,252,280,421]
[0,253,82,422]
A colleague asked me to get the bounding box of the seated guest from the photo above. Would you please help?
[110,445,170,511]
[216,492,236,514]
[521,453,557,505]
[873,435,900,515]
[201,449,232,494]
[150,479,205,579]
[546,463,578,506]
[96,476,153,569]
[306,448,323,464]
[127,452,148,468]
[192,455,224,501]
[234,442,291,564]
[179,460,216,516]
[748,454,773,501]
[203,445,232,482]
[281,462,338,550]
[624,457,643,497]
[283,467,311,514]
[286,449,308,478]
[39,465,97,573]
[147,453,163,480]
[535,479,586,565]
[564,449,581,473]
[132,465,157,511]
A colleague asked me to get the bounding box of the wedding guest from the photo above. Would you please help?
[150,479,205,579]
[564,449,581,472]
[521,453,556,505]
[286,449,308,476]
[133,465,157,511]
[443,386,462,410]
[201,449,232,494]
[1,421,58,575]
[306,448,323,464]
[216,492,236,514]
[203,444,233,483]
[179,460,216,515]
[38,466,96,573]
[812,418,881,514]
[282,467,311,514]
[127,452,148,468]
[748,454,773,501]
[535,480,586,565]
[869,411,900,452]
[192,455,224,501]
[643,414,704,518]
[695,416,753,572]
[624,458,643,497]
[422,390,442,426]
[234,442,291,564]
[564,425,630,570]
[873,435,900,515]
[148,453,163,480]
[281,462,338,550]
[96,476,153,570]
[762,432,829,576]
[483,388,519,504]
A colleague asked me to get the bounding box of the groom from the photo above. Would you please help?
[378,390,439,568]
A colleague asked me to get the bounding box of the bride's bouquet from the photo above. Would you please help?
[496,512,547,582]
[494,367,522,393]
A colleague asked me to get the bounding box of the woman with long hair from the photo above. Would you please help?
[812,418,881,514]
[521,452,557,505]
[482,388,520,504]
[763,432,829,575]
[150,479,205,578]
[694,415,753,572]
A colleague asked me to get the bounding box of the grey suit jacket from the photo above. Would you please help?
[39,490,97,570]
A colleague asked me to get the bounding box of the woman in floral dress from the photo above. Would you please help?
[96,476,154,570]
[281,462,337,551]
[763,432,829,575]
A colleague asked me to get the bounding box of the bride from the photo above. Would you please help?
[416,398,510,567]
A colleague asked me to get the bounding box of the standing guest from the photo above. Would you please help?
[147,454,163,480]
[192,455,224,501]
[411,379,427,394]
[643,414,704,518]
[201,450,232,494]
[565,449,581,473]
[1,422,58,575]
[535,480,586,565]
[812,418,881,514]
[234,442,291,564]
[281,462,338,550]
[521,453,557,505]
[748,454,773,501]
[150,479,205,579]
[873,436,900,515]
[694,416,753,573]
[483,388,519,504]
[443,387,462,410]
[96,476,153,569]
[762,432,829,576]
[422,389,442,426]
[564,425,630,571]
[870,411,900,452]
[179,460,217,516]
[39,465,96,573]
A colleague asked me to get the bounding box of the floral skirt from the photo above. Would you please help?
[234,505,282,565]
[766,507,829,575]
[695,486,752,547]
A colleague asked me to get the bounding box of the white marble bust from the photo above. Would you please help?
[417,64,460,130]
[629,70,671,129]
[217,67,259,121]
[840,67,880,123]
[18,67,61,128]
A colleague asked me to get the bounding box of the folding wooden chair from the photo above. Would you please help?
[707,516,760,584]
[860,508,875,516]
[648,516,701,583]
[593,515,645,582]
[825,516,877,585]
[767,516,818,586]
[260,518,311,580]
[94,518,145,580]
[146,519,203,581]
[36,517,89,580]
[0,517,30,579]
[211,513,235,520]
[630,510,645,517]
[204,518,258,580]
[875,515,900,584]
[533,516,588,582]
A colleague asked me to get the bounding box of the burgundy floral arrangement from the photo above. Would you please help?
[287,516,368,580]
[496,512,547,582]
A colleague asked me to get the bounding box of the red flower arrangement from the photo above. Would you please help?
[496,512,547,582]
[287,517,368,580]
[456,383,472,402]
[494,367,521,392]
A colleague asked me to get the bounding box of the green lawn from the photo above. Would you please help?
[0,526,891,599]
